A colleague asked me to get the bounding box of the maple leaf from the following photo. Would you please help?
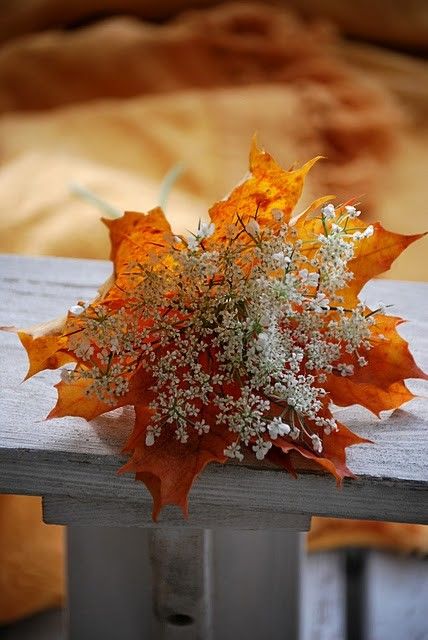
[2,317,72,380]
[209,136,321,242]
[9,139,427,520]
[103,207,172,277]
[119,406,235,520]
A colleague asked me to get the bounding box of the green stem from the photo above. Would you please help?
[70,182,122,218]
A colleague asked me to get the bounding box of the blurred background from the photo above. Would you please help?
[0,1,427,638]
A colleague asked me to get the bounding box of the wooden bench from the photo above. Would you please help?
[1,255,427,640]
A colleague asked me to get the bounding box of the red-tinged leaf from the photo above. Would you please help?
[209,137,321,241]
[271,419,369,483]
[266,447,297,478]
[119,405,235,520]
[321,421,371,478]
[325,377,415,416]
[272,438,350,483]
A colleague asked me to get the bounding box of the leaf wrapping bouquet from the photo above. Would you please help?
[11,140,427,519]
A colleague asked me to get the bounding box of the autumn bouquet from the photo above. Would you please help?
[13,141,426,519]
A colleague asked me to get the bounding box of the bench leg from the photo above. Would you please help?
[66,527,303,640]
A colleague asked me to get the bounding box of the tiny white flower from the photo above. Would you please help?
[194,420,210,435]
[321,203,335,220]
[299,268,309,280]
[311,434,323,453]
[198,221,215,239]
[145,431,155,447]
[299,269,319,287]
[272,251,291,268]
[246,219,260,236]
[271,208,284,222]
[345,205,361,218]
[362,225,374,238]
[268,417,291,439]
[252,439,272,460]
[337,363,354,377]
[187,236,200,250]
[257,332,269,350]
[69,304,85,316]
[310,292,330,313]
[224,442,244,462]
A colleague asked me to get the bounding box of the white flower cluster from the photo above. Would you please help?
[62,203,381,461]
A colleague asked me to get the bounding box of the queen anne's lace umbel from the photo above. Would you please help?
[66,204,380,462]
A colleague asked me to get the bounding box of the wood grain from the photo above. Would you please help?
[0,255,427,526]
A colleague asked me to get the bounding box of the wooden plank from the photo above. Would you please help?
[1,255,427,525]
[42,495,312,530]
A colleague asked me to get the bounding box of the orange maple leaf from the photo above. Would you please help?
[10,139,427,520]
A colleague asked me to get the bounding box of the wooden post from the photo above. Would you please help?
[150,529,213,639]
[66,527,303,640]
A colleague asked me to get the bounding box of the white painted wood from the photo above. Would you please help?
[301,551,346,640]
[42,495,312,529]
[1,255,428,526]
[365,551,428,640]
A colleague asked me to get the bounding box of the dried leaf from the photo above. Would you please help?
[119,406,235,520]
[209,137,321,241]
[9,139,427,520]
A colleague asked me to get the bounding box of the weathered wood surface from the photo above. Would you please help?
[42,495,312,529]
[0,255,427,525]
